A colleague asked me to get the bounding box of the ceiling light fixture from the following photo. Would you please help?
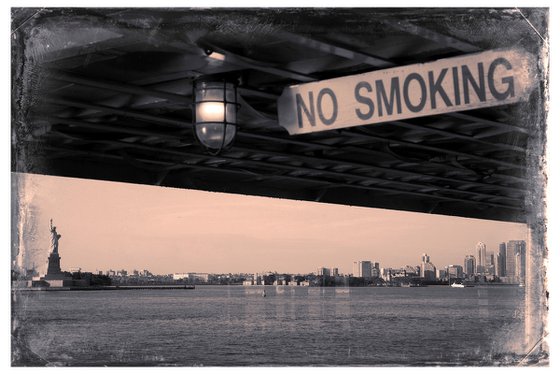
[192,78,239,155]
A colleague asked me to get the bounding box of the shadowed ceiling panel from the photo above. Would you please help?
[12,8,548,223]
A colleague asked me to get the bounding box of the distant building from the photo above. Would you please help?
[506,240,526,282]
[404,265,418,276]
[464,255,476,276]
[316,267,330,277]
[381,267,420,284]
[173,273,189,280]
[331,267,339,277]
[353,261,372,279]
[189,273,210,283]
[116,269,128,277]
[371,262,380,278]
[436,268,447,280]
[497,242,507,277]
[420,253,436,281]
[141,269,152,277]
[476,242,487,274]
[447,265,464,280]
[486,252,496,275]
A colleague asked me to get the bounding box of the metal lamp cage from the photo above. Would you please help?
[192,79,239,155]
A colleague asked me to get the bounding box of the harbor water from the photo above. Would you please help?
[13,285,526,366]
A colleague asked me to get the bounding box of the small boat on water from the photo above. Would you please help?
[451,282,465,288]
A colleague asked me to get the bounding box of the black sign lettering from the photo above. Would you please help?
[488,57,515,100]
[428,68,452,109]
[462,63,486,104]
[354,81,374,120]
[317,88,338,125]
[403,73,427,113]
[376,77,402,116]
[452,66,461,105]
[296,91,316,128]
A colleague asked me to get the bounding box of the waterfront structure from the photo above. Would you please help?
[464,255,476,276]
[371,262,380,278]
[140,270,152,277]
[381,267,421,285]
[420,253,436,281]
[173,273,189,281]
[447,265,464,280]
[476,242,487,274]
[486,252,496,275]
[316,267,330,277]
[514,244,527,284]
[506,240,526,282]
[404,266,418,276]
[190,273,210,283]
[331,268,339,277]
[353,261,372,279]
[436,269,447,280]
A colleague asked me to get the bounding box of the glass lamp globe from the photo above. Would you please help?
[193,80,238,154]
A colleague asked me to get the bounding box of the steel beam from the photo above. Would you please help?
[45,97,526,172]
[46,115,527,188]
[33,134,524,211]
[51,71,191,105]
[382,20,481,53]
[342,128,525,171]
[50,72,527,155]
[384,121,525,154]
[276,31,394,68]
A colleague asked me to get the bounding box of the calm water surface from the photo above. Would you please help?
[13,285,526,366]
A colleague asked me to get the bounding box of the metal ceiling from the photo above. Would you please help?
[12,8,548,223]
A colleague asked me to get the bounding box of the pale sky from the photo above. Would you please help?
[13,172,528,276]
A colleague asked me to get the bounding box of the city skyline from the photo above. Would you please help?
[15,173,528,275]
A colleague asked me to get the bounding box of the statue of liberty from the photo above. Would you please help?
[46,219,63,277]
[49,219,61,254]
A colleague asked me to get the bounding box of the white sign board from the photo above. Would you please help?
[277,49,537,135]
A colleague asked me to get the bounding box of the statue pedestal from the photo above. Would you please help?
[42,251,72,286]
[46,252,62,276]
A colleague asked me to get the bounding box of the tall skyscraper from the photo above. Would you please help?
[498,242,507,277]
[476,242,487,274]
[353,261,372,279]
[506,240,526,280]
[464,255,476,276]
[486,252,495,275]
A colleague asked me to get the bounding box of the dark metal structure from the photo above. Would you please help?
[12,8,548,223]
